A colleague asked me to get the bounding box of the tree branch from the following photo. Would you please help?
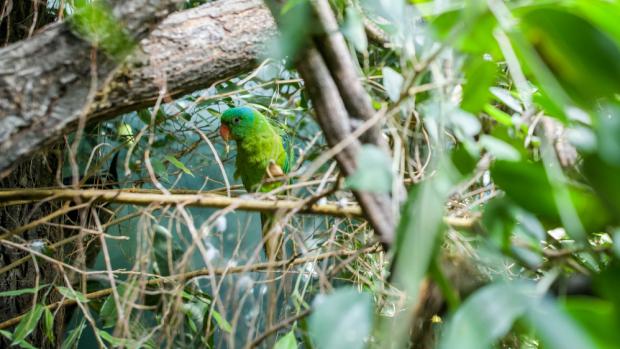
[0,189,363,220]
[0,0,276,177]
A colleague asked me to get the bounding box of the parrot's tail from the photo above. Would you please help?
[260,212,284,261]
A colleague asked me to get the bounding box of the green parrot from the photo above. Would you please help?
[219,106,290,258]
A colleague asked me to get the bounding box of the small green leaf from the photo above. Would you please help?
[56,286,89,303]
[483,104,513,126]
[479,135,521,161]
[0,284,47,297]
[461,56,497,113]
[12,304,45,345]
[345,145,393,193]
[44,307,55,343]
[342,6,367,53]
[309,287,373,349]
[165,155,194,177]
[382,67,404,102]
[211,309,232,333]
[62,319,86,349]
[274,330,298,349]
[151,158,169,182]
[99,295,118,329]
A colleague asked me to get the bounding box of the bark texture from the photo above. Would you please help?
[0,0,184,177]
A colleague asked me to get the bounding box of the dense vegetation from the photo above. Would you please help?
[1,0,620,348]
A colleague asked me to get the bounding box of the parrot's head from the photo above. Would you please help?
[219,106,258,142]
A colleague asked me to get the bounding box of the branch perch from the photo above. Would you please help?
[0,189,362,217]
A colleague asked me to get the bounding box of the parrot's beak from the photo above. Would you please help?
[219,123,231,142]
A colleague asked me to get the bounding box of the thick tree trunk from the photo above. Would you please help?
[0,0,183,178]
[0,0,276,177]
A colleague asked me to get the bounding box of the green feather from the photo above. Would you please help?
[221,106,289,192]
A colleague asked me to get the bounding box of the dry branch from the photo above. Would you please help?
[0,189,363,218]
[0,245,381,330]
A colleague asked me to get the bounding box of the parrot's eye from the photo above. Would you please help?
[233,117,240,124]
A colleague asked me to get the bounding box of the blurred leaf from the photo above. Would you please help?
[439,282,536,349]
[12,304,45,345]
[342,6,368,53]
[274,330,298,349]
[431,8,499,56]
[309,287,373,349]
[461,56,496,113]
[56,286,89,303]
[520,8,620,106]
[482,197,517,250]
[526,297,596,349]
[211,309,232,333]
[583,154,620,219]
[479,135,521,161]
[564,298,620,349]
[0,284,47,297]
[267,0,314,62]
[62,319,86,349]
[594,263,620,315]
[382,67,403,102]
[165,155,194,177]
[573,0,620,49]
[595,103,620,166]
[451,146,478,176]
[151,158,169,182]
[491,160,611,233]
[43,308,54,343]
[483,104,513,127]
[97,329,138,347]
[490,87,523,113]
[345,144,394,193]
[100,295,118,329]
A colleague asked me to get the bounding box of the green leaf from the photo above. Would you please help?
[520,8,620,106]
[274,330,298,349]
[56,286,89,303]
[483,104,513,127]
[439,282,536,349]
[62,319,86,349]
[491,160,611,233]
[96,329,138,347]
[345,144,394,193]
[526,298,596,349]
[342,6,368,53]
[564,298,620,349]
[43,307,55,343]
[309,287,373,349]
[0,284,47,297]
[151,158,168,182]
[99,295,118,329]
[461,56,497,114]
[382,67,404,102]
[164,155,194,177]
[211,309,232,333]
[479,135,521,161]
[12,304,45,345]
